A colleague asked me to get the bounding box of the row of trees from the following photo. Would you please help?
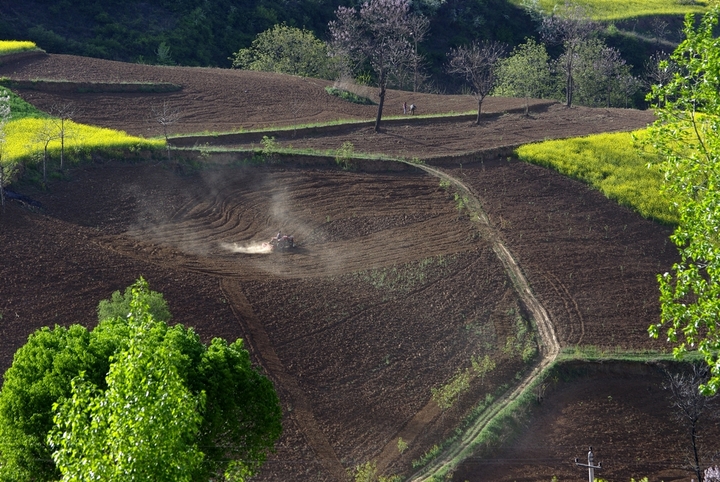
[0,279,282,481]
[231,0,647,130]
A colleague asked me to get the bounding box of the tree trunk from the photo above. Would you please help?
[692,423,703,482]
[60,118,65,169]
[566,73,573,107]
[375,81,386,133]
[0,168,5,210]
[43,146,48,184]
[476,96,483,124]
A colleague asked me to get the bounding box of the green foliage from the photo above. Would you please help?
[335,141,355,170]
[397,437,408,454]
[0,278,282,482]
[432,369,472,410]
[0,86,49,121]
[355,255,449,293]
[325,86,375,105]
[97,283,172,323]
[471,354,497,384]
[494,38,553,112]
[411,444,441,469]
[516,130,676,224]
[503,309,537,363]
[646,5,720,395]
[230,24,340,79]
[49,313,205,481]
[349,460,401,482]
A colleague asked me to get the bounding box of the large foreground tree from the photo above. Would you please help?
[647,5,720,395]
[0,279,282,481]
[329,0,418,132]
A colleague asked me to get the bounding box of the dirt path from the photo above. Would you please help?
[387,163,561,481]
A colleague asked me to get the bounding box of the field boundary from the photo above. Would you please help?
[168,101,557,148]
[0,78,182,94]
[0,50,47,65]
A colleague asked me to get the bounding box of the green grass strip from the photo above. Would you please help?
[0,86,49,121]
[168,110,477,140]
[515,129,677,224]
[508,0,708,21]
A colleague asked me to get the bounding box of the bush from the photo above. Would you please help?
[325,86,376,105]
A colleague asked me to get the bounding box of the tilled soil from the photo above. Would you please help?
[0,54,712,482]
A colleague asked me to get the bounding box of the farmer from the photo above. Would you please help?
[409,103,416,115]
[403,102,407,115]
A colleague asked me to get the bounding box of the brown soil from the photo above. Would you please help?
[0,54,715,482]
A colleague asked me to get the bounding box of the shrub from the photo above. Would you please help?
[325,86,375,105]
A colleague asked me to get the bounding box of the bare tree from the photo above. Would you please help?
[0,92,11,210]
[540,1,599,107]
[407,13,430,92]
[447,41,507,124]
[664,363,719,482]
[643,51,677,106]
[33,119,60,184]
[49,102,76,169]
[329,0,417,132]
[151,102,181,161]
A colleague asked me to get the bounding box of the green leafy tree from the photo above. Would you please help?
[230,24,340,80]
[540,1,599,107]
[647,5,720,395]
[48,293,206,481]
[494,38,552,115]
[0,279,282,481]
[572,38,636,108]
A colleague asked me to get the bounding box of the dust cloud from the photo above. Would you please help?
[220,242,273,254]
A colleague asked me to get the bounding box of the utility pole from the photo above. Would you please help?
[575,446,602,482]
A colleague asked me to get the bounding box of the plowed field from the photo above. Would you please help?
[1,53,715,482]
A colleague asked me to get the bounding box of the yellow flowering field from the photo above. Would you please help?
[0,41,39,56]
[3,118,164,165]
[515,130,677,224]
[509,0,708,21]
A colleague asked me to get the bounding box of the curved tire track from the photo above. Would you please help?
[389,163,561,481]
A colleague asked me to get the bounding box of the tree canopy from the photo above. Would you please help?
[329,0,419,132]
[647,5,720,395]
[0,278,282,481]
[230,24,341,80]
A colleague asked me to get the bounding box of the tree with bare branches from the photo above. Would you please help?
[329,0,417,132]
[447,40,507,124]
[540,1,599,107]
[407,13,430,93]
[0,92,12,210]
[664,363,719,482]
[49,102,76,170]
[33,120,60,185]
[151,102,181,161]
